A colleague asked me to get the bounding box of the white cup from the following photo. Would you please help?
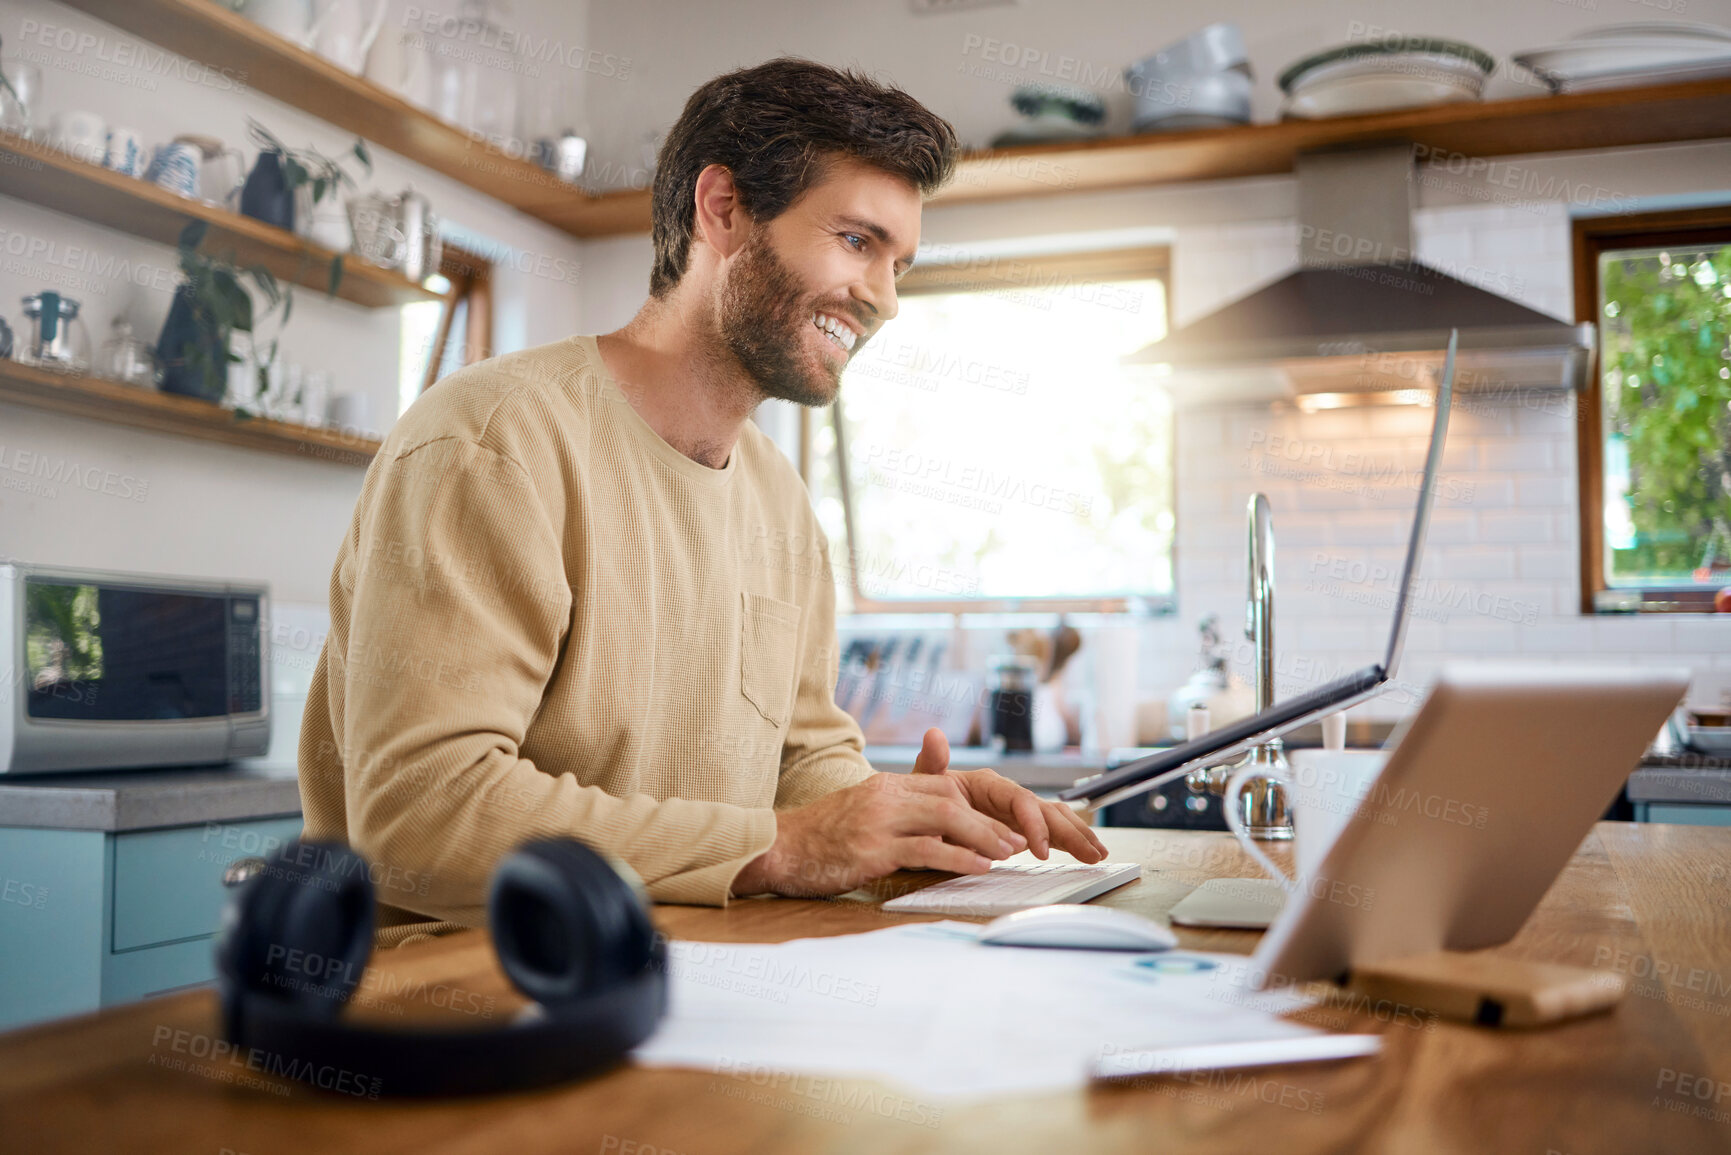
[1321,711,1347,752]
[104,126,148,177]
[1224,749,1388,891]
[52,110,107,165]
[327,391,371,435]
[299,370,331,429]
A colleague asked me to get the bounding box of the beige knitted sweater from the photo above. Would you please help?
[298,335,874,944]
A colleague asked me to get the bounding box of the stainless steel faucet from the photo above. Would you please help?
[1186,493,1295,840]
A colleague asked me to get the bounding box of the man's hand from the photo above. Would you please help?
[730,769,1028,897]
[731,729,1108,898]
[909,728,1107,863]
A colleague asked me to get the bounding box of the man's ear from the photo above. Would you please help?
[693,163,751,261]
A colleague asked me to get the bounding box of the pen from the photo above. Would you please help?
[1092,1034,1383,1081]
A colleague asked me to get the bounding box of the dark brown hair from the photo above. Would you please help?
[649,57,960,297]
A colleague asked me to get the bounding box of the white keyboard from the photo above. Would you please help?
[882,860,1142,917]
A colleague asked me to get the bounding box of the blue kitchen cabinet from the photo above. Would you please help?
[0,814,301,1031]
[1632,803,1731,827]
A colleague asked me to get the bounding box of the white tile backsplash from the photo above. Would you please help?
[1153,202,1729,715]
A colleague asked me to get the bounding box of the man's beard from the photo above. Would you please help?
[717,230,860,408]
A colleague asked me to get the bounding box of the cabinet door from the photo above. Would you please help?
[1642,804,1731,828]
[112,817,302,950]
[0,828,106,1030]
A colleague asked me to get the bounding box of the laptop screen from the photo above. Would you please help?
[1381,331,1456,680]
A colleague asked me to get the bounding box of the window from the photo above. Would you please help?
[1575,208,1731,613]
[807,247,1174,613]
[399,243,494,415]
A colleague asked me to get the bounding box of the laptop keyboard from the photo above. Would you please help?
[882,860,1142,917]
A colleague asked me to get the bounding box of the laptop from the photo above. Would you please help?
[1061,330,1459,812]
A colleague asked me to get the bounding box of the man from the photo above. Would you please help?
[299,58,1105,946]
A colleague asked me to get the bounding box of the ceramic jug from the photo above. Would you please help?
[243,0,316,46]
[314,0,389,74]
[239,150,296,231]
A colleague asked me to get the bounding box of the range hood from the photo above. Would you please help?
[1128,146,1594,405]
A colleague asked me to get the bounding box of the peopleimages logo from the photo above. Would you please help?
[150,1026,380,1098]
[18,18,248,93]
[0,443,150,502]
[401,6,632,79]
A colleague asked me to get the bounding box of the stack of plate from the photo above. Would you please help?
[1279,38,1494,119]
[1513,23,1731,93]
[1126,23,1254,134]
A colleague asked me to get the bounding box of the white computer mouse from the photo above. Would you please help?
[976,904,1178,951]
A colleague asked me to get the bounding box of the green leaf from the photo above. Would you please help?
[216,276,253,332]
[353,139,371,172]
[179,220,210,252]
[328,254,344,297]
[251,265,281,306]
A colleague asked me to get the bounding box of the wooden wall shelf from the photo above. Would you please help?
[63,0,649,239]
[54,0,1731,238]
[935,75,1731,206]
[0,359,380,466]
[0,132,437,309]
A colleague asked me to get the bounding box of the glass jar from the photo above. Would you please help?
[101,316,158,387]
[0,57,43,138]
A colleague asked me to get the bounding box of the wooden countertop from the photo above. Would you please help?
[2,823,1729,1153]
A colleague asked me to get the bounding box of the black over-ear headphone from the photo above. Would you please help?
[214,838,667,1097]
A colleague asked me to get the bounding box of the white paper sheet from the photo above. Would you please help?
[632,921,1323,1100]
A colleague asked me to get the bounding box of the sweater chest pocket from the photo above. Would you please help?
[740,591,802,728]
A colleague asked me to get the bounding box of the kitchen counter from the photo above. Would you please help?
[864,744,1139,790]
[0,761,302,832]
[1628,752,1731,807]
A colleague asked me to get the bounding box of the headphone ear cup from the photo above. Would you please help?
[215,840,376,1018]
[489,838,658,1008]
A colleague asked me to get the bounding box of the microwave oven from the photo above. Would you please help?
[0,564,270,774]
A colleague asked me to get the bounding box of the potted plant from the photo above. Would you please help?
[240,118,371,250]
[156,221,293,404]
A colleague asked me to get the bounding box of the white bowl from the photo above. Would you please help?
[1279,38,1491,118]
[1514,24,1731,92]
[1132,69,1253,131]
[1283,52,1488,118]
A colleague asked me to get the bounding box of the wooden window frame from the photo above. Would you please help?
[1573,206,1731,614]
[420,241,494,394]
[812,245,1176,615]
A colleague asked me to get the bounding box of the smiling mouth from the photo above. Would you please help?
[811,311,858,354]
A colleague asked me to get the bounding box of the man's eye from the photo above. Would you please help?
[843,234,867,251]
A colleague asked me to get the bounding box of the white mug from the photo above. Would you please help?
[327,391,371,434]
[299,370,332,429]
[104,126,148,178]
[52,110,107,165]
[145,140,202,199]
[1224,748,1388,891]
